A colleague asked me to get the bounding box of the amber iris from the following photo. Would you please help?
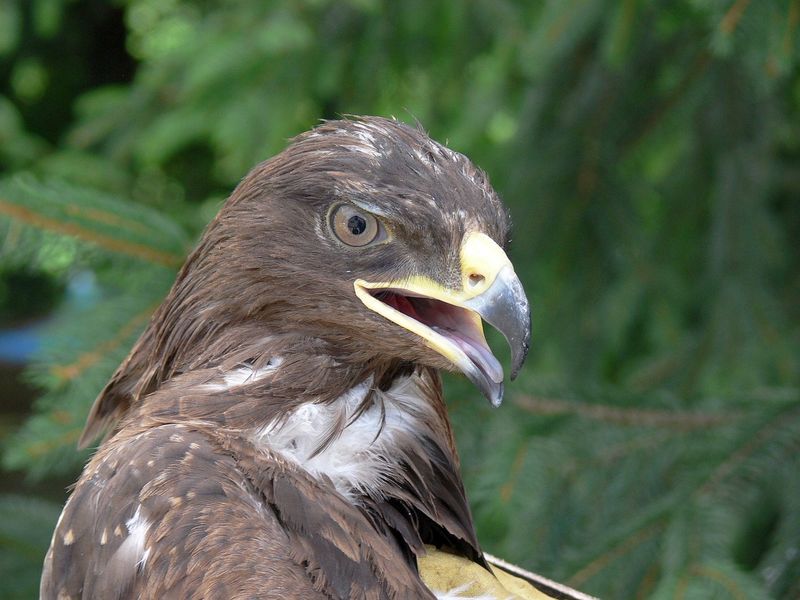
[331,204,381,246]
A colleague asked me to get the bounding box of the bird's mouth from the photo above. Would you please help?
[354,232,531,407]
[370,288,503,395]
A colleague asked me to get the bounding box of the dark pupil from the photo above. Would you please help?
[347,215,367,236]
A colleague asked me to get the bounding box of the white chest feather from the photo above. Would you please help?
[253,375,435,501]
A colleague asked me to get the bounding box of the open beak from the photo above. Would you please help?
[354,232,531,407]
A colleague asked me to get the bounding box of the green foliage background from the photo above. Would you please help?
[1,1,799,598]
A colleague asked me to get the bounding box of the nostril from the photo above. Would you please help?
[468,273,485,288]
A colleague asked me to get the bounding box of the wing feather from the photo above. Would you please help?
[42,423,434,599]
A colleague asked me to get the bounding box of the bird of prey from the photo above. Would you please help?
[41,117,589,599]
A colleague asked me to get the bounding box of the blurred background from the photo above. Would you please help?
[0,1,798,598]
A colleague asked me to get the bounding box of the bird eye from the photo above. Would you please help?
[330,204,383,247]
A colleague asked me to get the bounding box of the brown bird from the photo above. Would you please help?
[41,117,588,599]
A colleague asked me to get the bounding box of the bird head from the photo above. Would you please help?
[205,117,530,406]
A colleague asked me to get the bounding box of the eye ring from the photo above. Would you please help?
[330,204,385,247]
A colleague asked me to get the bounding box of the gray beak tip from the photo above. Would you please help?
[491,398,503,408]
[490,383,504,408]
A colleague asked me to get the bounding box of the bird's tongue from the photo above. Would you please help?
[433,326,503,384]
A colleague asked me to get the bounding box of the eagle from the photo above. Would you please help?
[41,117,588,599]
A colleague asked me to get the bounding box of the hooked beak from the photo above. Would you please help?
[354,232,531,407]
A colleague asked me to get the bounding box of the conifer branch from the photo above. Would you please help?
[634,561,660,599]
[24,428,82,459]
[676,564,748,600]
[49,304,157,383]
[545,0,584,45]
[719,0,752,35]
[697,404,800,496]
[512,394,742,429]
[567,521,665,588]
[0,199,184,267]
[564,431,677,475]
[500,439,531,503]
[62,203,152,236]
[49,410,74,426]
